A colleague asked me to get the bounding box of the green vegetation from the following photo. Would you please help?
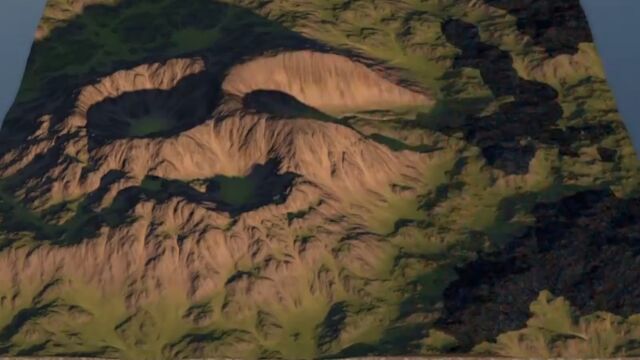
[127,115,174,137]
[422,329,459,353]
[211,176,257,207]
[7,0,297,111]
[474,290,640,358]
[0,180,134,247]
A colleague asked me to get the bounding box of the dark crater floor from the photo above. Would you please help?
[436,189,640,348]
[134,159,297,217]
[86,72,219,144]
[0,0,331,154]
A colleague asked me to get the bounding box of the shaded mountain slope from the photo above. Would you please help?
[436,189,640,348]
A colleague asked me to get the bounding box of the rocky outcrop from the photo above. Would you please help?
[483,0,593,56]
[436,189,640,348]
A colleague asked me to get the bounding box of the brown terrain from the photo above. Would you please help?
[0,51,435,303]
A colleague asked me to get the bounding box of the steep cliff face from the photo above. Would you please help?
[0,0,639,359]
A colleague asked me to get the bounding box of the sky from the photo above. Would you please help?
[0,0,639,154]
[581,0,640,154]
[0,0,46,122]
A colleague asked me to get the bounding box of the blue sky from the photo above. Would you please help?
[0,0,639,154]
[581,0,640,154]
[0,0,46,122]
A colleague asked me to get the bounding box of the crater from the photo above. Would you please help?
[204,159,298,215]
[86,72,218,142]
[140,159,297,216]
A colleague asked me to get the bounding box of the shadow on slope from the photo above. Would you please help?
[0,157,297,248]
[86,72,219,145]
[436,19,612,174]
[138,158,297,217]
[0,170,133,247]
[0,0,327,154]
[483,0,593,56]
[436,189,640,349]
[242,90,337,123]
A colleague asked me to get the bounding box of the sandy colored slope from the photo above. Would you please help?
[1,53,433,208]
[222,50,433,115]
[0,51,442,357]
